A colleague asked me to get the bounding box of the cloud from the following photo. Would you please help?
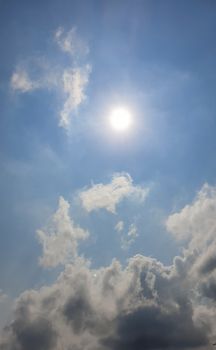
[115,221,138,250]
[115,221,124,233]
[166,183,216,249]
[166,183,216,335]
[10,27,91,131]
[0,255,210,350]
[55,27,89,58]
[37,196,89,268]
[59,65,91,130]
[10,69,38,93]
[2,183,216,349]
[120,224,138,250]
[0,292,7,303]
[80,174,149,214]
[0,293,13,333]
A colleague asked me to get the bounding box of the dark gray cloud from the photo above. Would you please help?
[199,255,216,276]
[201,278,216,301]
[103,304,207,350]
[12,318,56,350]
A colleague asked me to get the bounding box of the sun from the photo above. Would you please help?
[109,107,132,132]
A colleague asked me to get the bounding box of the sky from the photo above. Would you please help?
[1,0,216,349]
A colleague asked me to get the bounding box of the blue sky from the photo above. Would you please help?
[1,1,216,349]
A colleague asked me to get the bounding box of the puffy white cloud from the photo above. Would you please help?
[55,27,89,58]
[0,254,210,350]
[2,183,216,349]
[37,196,89,268]
[10,69,38,93]
[59,65,91,130]
[166,183,216,338]
[80,174,149,214]
[166,184,216,250]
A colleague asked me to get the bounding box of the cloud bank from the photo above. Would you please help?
[1,181,216,349]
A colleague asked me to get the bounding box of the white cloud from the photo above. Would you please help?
[166,183,216,250]
[128,223,138,238]
[55,26,89,58]
[59,65,91,130]
[0,255,210,350]
[10,27,91,131]
[80,173,149,214]
[37,196,89,267]
[121,223,138,250]
[10,69,38,93]
[115,221,124,233]
[166,184,216,314]
[2,184,216,349]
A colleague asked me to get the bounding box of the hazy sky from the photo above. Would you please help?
[1,1,216,349]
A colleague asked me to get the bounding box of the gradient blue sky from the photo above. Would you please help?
[1,0,216,344]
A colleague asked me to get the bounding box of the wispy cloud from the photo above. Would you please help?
[10,69,38,93]
[10,27,91,131]
[115,220,124,233]
[117,223,139,250]
[122,225,138,250]
[37,196,88,268]
[55,26,89,58]
[80,173,149,214]
[59,65,91,130]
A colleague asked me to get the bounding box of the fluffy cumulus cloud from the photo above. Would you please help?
[10,26,91,131]
[80,173,149,214]
[2,183,216,349]
[166,183,216,250]
[37,196,88,268]
[0,254,211,350]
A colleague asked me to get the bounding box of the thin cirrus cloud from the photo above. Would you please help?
[80,173,149,214]
[10,27,91,131]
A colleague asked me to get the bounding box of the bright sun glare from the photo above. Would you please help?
[109,107,132,132]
